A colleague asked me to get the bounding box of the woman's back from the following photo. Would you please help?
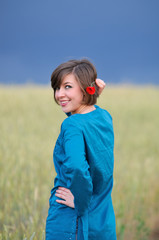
[65,105,116,239]
[46,106,116,240]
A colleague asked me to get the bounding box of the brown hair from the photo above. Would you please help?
[50,59,99,105]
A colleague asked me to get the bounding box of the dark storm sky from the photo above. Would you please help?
[0,0,159,85]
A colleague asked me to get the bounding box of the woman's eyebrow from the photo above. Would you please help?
[63,81,72,85]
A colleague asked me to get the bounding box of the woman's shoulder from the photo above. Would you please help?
[61,115,81,133]
[61,105,113,131]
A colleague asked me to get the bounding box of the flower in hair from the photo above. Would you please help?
[86,82,96,95]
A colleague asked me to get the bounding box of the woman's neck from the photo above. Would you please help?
[72,105,96,114]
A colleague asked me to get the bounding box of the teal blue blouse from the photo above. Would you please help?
[46,105,116,240]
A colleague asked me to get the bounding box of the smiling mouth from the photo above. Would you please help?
[59,100,69,107]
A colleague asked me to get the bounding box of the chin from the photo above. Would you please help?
[62,107,70,113]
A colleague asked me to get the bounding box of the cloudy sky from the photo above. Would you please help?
[0,0,159,84]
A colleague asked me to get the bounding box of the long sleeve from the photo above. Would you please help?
[61,118,93,217]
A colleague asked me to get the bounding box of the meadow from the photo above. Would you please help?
[0,85,159,240]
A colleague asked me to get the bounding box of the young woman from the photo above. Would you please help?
[45,59,117,240]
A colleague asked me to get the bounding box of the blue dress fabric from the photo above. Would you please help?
[45,105,117,240]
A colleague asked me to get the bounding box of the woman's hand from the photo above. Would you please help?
[95,79,106,95]
[55,187,75,208]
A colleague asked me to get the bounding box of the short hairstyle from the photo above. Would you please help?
[50,59,99,105]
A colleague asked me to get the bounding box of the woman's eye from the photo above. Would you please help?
[65,85,72,89]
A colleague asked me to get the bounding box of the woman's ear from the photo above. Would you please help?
[82,91,87,103]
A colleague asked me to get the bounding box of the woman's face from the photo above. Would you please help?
[55,73,85,114]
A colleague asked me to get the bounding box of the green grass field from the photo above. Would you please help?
[0,85,159,240]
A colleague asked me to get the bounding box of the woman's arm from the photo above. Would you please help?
[56,119,93,217]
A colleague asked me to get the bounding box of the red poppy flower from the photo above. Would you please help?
[86,86,96,95]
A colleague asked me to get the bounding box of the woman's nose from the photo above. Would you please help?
[56,88,65,98]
